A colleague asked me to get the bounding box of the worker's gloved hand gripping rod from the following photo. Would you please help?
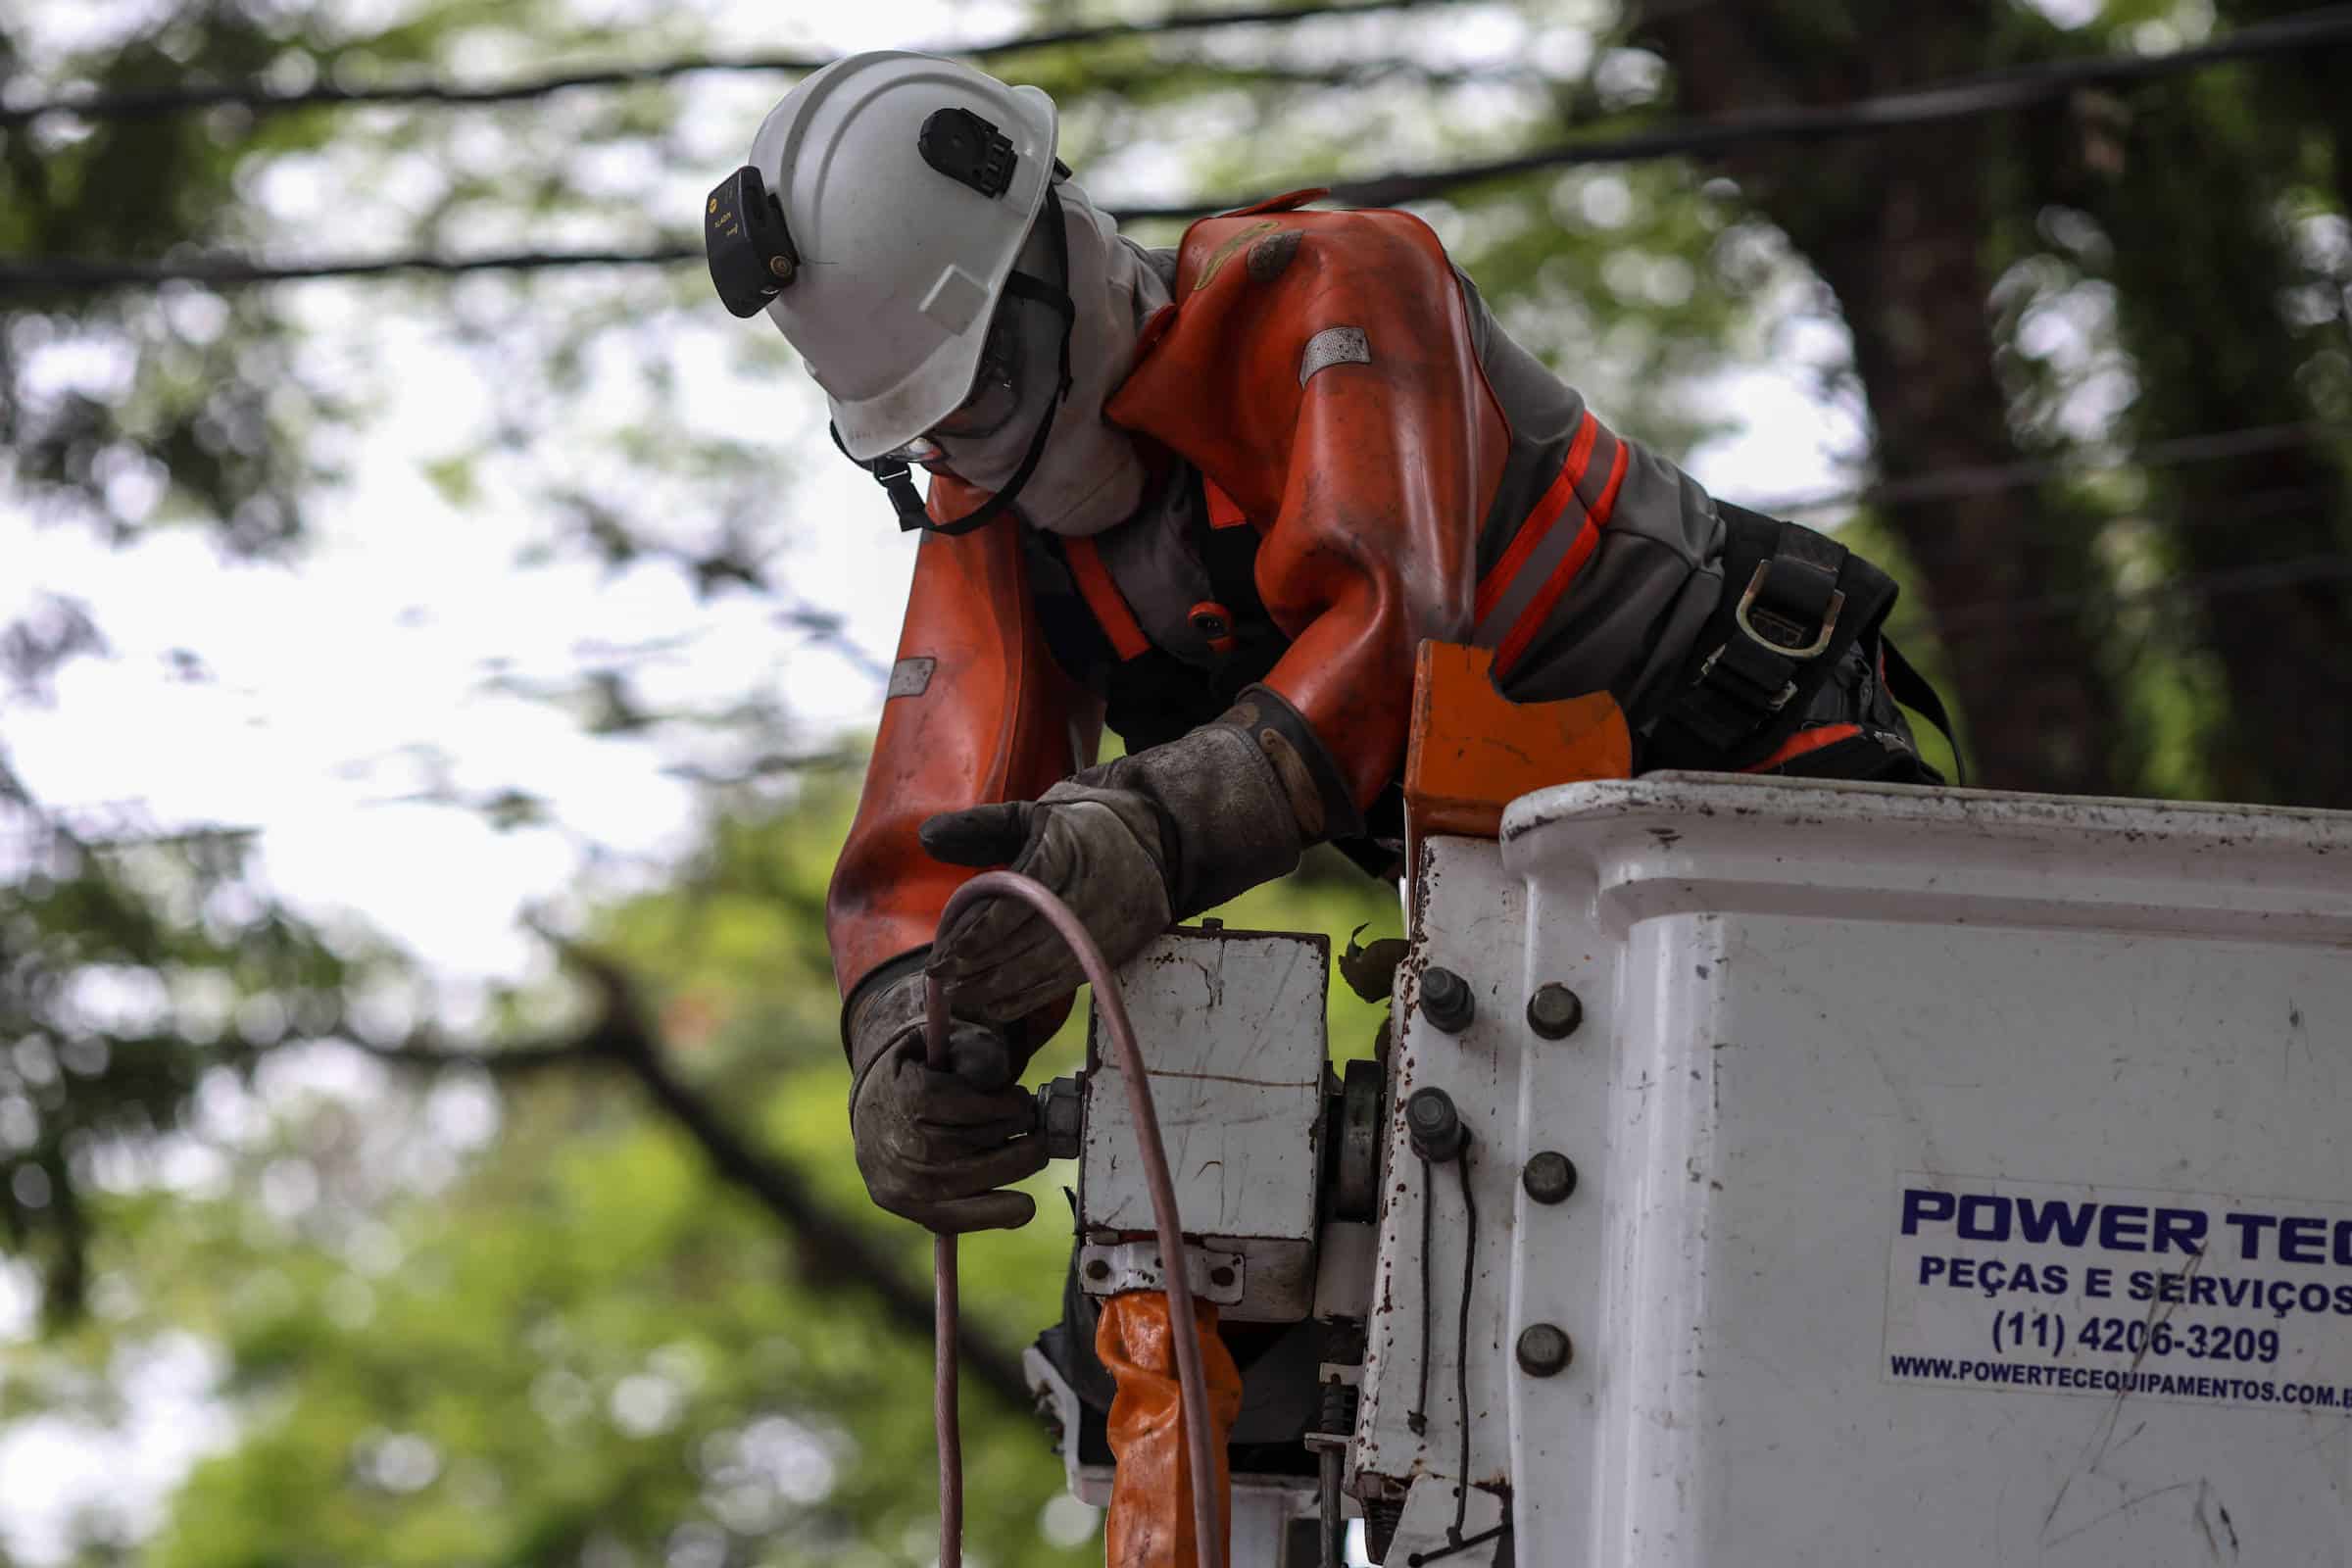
[924,870,1225,1568]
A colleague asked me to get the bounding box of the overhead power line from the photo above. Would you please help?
[8,6,2351,297]
[1124,2,2352,218]
[0,244,701,290]
[1744,420,2348,517]
[1939,552,2352,631]
[0,0,1465,127]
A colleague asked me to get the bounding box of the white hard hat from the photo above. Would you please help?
[708,51,1060,462]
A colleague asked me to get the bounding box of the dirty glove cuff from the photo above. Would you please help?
[1077,719,1305,916]
[919,719,1310,1023]
[1220,684,1366,844]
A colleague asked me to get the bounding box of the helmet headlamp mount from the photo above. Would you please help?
[918,107,1018,198]
[704,165,801,318]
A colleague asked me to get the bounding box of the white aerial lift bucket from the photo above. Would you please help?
[1351,773,2352,1565]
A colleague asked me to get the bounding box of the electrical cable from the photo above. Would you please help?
[1111,3,2352,220]
[1449,1144,1477,1548]
[0,0,1472,128]
[1408,1150,1435,1439]
[921,870,1223,1568]
[1742,419,2349,517]
[10,8,2352,294]
[0,244,701,290]
[1407,1521,1511,1566]
[1936,549,2352,632]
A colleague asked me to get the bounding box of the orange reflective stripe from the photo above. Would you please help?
[1743,722,1863,772]
[1474,412,1597,625]
[1063,535,1152,662]
[1492,436,1629,679]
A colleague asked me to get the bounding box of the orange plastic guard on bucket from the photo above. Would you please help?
[1403,640,1631,841]
[1098,1291,1245,1568]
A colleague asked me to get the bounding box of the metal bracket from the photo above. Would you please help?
[1734,560,1844,660]
[1078,1240,1245,1304]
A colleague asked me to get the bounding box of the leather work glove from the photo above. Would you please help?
[921,700,1336,1023]
[846,956,1049,1233]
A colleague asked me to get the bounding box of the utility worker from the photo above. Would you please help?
[707,52,1947,1237]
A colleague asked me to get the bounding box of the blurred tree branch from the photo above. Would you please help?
[350,939,1035,1412]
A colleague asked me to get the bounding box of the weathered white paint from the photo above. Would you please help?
[1082,924,1330,1323]
[1354,773,2352,1565]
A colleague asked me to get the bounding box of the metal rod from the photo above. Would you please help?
[1320,1446,1343,1568]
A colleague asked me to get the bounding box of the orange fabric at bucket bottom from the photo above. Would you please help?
[1096,1291,1245,1568]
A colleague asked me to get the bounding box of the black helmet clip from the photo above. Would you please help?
[705,165,802,318]
[918,108,1016,198]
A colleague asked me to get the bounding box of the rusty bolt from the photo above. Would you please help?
[1516,1322,1573,1377]
[1527,982,1583,1040]
[1420,966,1474,1033]
[1405,1087,1468,1164]
[1084,1258,1112,1283]
[1036,1076,1083,1160]
[1523,1151,1578,1204]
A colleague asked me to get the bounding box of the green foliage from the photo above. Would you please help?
[0,764,1403,1565]
[0,744,361,1326]
[11,0,2352,1562]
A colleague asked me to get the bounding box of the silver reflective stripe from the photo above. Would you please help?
[1571,422,1625,516]
[887,657,936,699]
[1298,325,1371,386]
[1474,506,1585,648]
[1473,423,1622,649]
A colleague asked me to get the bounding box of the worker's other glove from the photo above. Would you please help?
[921,695,1345,1022]
[846,956,1049,1233]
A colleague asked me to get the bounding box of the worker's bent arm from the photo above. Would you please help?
[1108,208,1509,812]
[826,482,1102,1012]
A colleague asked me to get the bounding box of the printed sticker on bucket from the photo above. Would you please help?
[1885,1173,2352,1414]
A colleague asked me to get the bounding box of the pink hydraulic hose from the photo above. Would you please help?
[925,870,1225,1568]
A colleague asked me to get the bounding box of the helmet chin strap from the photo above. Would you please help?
[836,186,1076,539]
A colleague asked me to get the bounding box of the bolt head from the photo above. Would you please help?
[1083,1258,1111,1283]
[1522,1150,1578,1204]
[1404,1086,1467,1163]
[1208,1265,1237,1289]
[1516,1322,1573,1377]
[1420,965,1475,1033]
[1037,1077,1084,1160]
[1527,982,1583,1040]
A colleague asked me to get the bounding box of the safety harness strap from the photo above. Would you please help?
[1644,505,1898,771]
[1880,637,1967,784]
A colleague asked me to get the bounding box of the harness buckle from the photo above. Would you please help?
[1735,561,1844,661]
[1696,641,1798,710]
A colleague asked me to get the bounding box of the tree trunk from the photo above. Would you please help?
[1642,2,2125,794]
[2092,76,2352,807]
